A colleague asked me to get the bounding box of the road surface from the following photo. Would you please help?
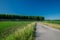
[35,23,60,40]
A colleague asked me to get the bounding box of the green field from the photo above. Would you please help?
[44,20,60,24]
[0,21,35,40]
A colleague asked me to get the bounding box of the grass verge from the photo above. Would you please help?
[2,22,35,40]
[40,21,60,30]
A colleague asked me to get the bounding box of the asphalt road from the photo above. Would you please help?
[35,23,60,40]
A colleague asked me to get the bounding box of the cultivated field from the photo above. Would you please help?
[0,21,35,40]
[45,20,60,24]
[41,20,60,29]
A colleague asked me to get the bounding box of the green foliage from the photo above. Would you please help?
[0,14,44,21]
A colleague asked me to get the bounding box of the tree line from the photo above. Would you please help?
[0,14,44,21]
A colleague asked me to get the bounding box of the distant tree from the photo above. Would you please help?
[0,14,45,21]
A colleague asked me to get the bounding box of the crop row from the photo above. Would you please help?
[0,21,32,40]
[2,22,35,40]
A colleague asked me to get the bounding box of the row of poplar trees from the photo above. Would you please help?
[0,14,44,21]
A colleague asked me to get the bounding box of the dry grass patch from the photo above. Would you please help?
[40,22,60,30]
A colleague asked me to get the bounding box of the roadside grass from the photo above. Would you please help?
[0,21,35,40]
[2,22,35,40]
[41,21,60,30]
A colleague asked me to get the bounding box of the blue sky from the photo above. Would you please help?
[0,0,60,20]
